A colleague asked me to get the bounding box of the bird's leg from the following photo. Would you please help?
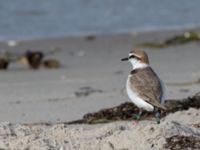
[133,110,143,120]
[132,110,143,125]
[155,111,161,124]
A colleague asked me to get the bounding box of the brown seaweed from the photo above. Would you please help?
[75,87,103,98]
[67,93,200,124]
[85,35,96,41]
[25,50,44,69]
[0,51,21,70]
[164,135,200,150]
[192,123,200,128]
[138,31,200,48]
[0,49,62,70]
[42,59,61,69]
[0,58,9,69]
[18,50,61,69]
[165,93,200,113]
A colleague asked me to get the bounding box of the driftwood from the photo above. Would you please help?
[68,93,200,124]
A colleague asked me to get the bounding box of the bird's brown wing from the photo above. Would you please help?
[130,67,166,110]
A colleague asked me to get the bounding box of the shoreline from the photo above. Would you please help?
[1,25,200,43]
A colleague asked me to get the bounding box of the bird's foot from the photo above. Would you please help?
[132,120,139,125]
[132,114,140,125]
[132,111,142,125]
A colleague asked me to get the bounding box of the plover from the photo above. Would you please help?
[121,50,166,124]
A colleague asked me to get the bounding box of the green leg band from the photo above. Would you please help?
[133,114,141,120]
[156,118,160,124]
[155,112,161,124]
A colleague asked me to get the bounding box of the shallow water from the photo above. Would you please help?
[0,0,200,40]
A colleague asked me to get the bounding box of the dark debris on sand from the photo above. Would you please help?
[42,59,61,69]
[164,135,200,150]
[68,92,200,124]
[0,50,62,70]
[165,92,200,113]
[84,35,96,41]
[192,123,200,128]
[138,31,200,48]
[0,51,18,69]
[0,58,9,69]
[75,86,103,98]
[21,50,61,69]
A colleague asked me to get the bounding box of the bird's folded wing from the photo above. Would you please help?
[130,67,166,110]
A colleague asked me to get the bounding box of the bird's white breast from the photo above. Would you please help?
[126,75,154,111]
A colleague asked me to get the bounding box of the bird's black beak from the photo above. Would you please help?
[121,57,129,61]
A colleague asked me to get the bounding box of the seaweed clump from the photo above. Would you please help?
[0,52,19,70]
[42,59,61,69]
[164,135,200,150]
[82,102,139,124]
[0,58,9,69]
[68,93,200,124]
[0,49,62,70]
[18,50,61,69]
[75,87,103,98]
[24,50,44,69]
[138,31,200,48]
[165,92,200,113]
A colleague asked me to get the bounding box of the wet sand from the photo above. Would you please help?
[0,28,200,123]
[0,28,199,149]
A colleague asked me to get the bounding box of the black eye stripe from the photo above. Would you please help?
[129,55,135,59]
[129,55,141,60]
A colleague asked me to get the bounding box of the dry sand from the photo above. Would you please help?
[0,28,199,149]
[0,108,200,150]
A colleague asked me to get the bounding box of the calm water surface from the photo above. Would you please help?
[0,0,200,40]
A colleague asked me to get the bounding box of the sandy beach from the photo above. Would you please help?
[0,28,200,149]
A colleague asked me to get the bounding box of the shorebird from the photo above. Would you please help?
[121,50,166,124]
